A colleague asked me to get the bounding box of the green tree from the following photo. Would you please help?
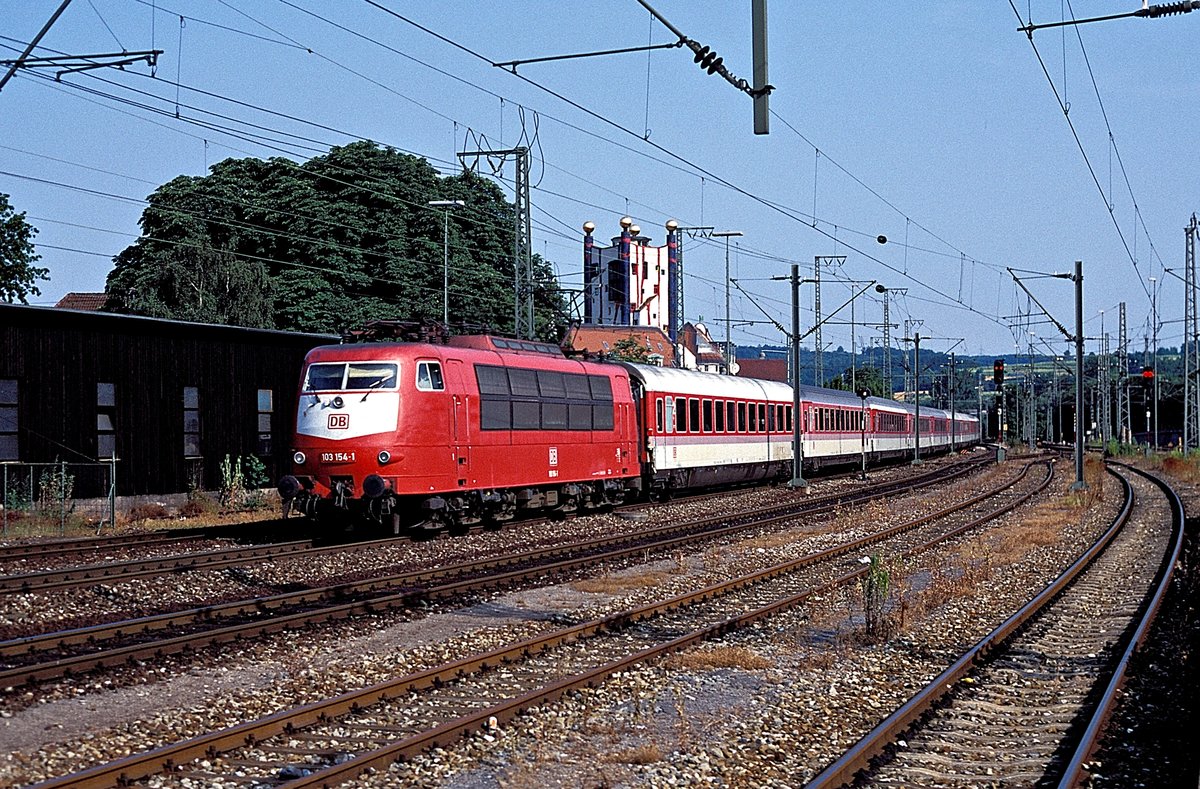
[0,193,49,303]
[608,336,651,363]
[105,142,567,337]
[824,364,890,399]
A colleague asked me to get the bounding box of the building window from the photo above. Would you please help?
[97,382,116,460]
[183,386,201,458]
[257,389,273,455]
[0,379,17,461]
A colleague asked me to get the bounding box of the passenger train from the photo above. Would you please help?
[276,334,980,530]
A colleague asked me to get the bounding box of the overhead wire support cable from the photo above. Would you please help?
[1017,0,1200,32]
[493,41,682,72]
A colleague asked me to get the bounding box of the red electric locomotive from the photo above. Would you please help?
[277,335,640,530]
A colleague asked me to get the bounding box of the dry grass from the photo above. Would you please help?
[663,645,774,671]
[572,570,672,594]
[1160,455,1200,483]
[604,742,663,764]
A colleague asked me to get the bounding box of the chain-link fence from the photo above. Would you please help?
[1,460,117,537]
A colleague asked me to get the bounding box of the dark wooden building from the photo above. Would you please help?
[0,304,333,497]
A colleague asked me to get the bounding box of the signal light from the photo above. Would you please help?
[1142,366,1155,380]
[993,359,1005,386]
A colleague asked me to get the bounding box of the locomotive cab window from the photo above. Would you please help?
[348,362,397,390]
[305,363,345,391]
[415,362,443,392]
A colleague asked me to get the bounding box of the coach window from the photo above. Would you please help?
[747,403,756,433]
[757,403,767,432]
[775,405,784,433]
[675,397,686,432]
[785,405,793,433]
[738,402,747,433]
[688,398,700,433]
[655,398,664,433]
[0,379,18,461]
[183,386,201,458]
[415,362,443,391]
[702,399,713,433]
[664,397,675,433]
[715,399,725,432]
[767,404,775,432]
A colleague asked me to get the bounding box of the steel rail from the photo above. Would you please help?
[26,459,1045,788]
[1056,462,1186,788]
[804,462,1171,788]
[0,458,991,684]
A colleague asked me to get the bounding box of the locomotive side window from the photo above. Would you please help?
[481,400,511,430]
[715,399,725,432]
[509,369,539,397]
[593,401,614,431]
[567,402,589,430]
[564,374,591,400]
[414,362,442,391]
[513,400,540,430]
[537,371,566,398]
[476,365,510,395]
[543,401,568,430]
[306,363,345,391]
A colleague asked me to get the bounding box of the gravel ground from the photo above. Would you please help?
[1,451,1071,787]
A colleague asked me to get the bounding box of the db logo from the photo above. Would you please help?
[328,413,349,430]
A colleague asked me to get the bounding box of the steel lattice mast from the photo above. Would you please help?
[1186,214,1199,451]
[1118,302,1130,443]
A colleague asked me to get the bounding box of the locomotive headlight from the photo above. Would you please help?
[377,450,391,464]
[331,396,344,408]
[293,451,306,465]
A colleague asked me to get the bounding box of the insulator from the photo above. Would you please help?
[693,45,710,64]
[707,56,724,75]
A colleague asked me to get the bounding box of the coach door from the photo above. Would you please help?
[446,359,472,486]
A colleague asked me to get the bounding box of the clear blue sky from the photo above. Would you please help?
[2,1,1197,359]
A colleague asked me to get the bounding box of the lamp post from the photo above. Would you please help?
[857,387,871,480]
[712,230,744,372]
[428,199,465,326]
[904,332,922,464]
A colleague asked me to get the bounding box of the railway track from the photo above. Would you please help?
[22,457,1050,787]
[807,462,1182,788]
[0,455,993,687]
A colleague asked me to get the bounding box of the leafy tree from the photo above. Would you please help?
[608,336,651,363]
[0,193,49,303]
[824,365,890,399]
[105,142,567,338]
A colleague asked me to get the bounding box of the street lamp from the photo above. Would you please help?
[428,199,465,326]
[712,230,744,372]
[857,387,871,480]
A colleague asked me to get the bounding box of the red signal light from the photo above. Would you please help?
[1142,367,1155,379]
